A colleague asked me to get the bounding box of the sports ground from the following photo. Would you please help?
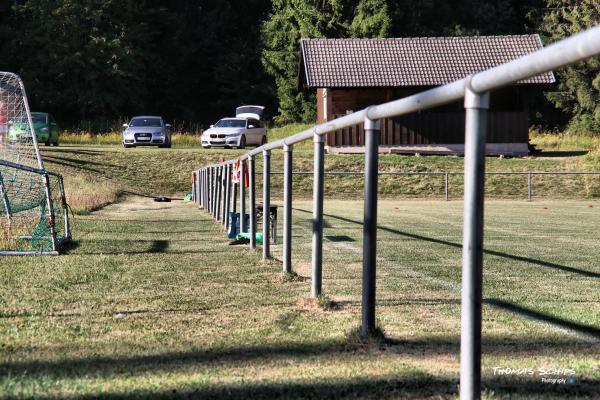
[2,190,598,399]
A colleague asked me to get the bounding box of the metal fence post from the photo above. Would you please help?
[194,170,202,207]
[528,172,532,202]
[208,168,213,215]
[240,160,246,233]
[200,169,203,209]
[283,143,293,273]
[249,155,257,248]
[216,166,222,221]
[263,149,271,259]
[362,115,380,336]
[311,132,325,298]
[225,164,232,230]
[221,164,229,226]
[232,181,238,214]
[460,83,489,400]
[203,169,207,211]
[211,167,216,217]
[213,166,218,219]
[192,171,196,205]
[445,172,449,201]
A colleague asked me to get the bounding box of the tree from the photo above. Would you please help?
[349,0,391,38]
[2,0,274,127]
[261,0,350,124]
[539,0,600,133]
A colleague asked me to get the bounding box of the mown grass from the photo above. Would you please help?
[0,197,598,399]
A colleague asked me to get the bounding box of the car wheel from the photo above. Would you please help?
[123,144,132,149]
[238,135,246,149]
[260,135,267,145]
[44,139,50,146]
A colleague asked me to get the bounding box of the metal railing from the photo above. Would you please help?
[192,26,600,400]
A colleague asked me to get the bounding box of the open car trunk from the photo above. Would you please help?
[235,105,264,120]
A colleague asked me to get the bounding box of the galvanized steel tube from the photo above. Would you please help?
[240,160,246,233]
[361,117,380,336]
[311,134,325,298]
[225,165,232,230]
[460,86,489,400]
[283,144,293,273]
[249,155,257,249]
[262,150,271,260]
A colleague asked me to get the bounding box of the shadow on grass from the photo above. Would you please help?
[293,208,600,279]
[536,150,589,157]
[42,148,106,155]
[43,154,121,169]
[486,299,600,339]
[41,156,103,174]
[66,239,216,255]
[5,376,599,400]
[1,338,598,399]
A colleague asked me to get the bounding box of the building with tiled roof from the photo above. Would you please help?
[299,35,554,156]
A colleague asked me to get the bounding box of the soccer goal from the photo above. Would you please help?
[0,72,71,255]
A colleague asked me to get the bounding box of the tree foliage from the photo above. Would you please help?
[0,0,274,127]
[539,0,600,133]
[0,0,593,131]
[261,0,348,124]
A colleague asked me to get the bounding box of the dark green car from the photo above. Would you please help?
[8,112,60,146]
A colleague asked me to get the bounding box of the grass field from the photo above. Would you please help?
[1,141,599,398]
[1,196,598,399]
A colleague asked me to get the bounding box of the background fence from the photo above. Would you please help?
[256,170,600,201]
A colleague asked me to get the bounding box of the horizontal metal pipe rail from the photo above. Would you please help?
[192,25,600,400]
[253,171,600,176]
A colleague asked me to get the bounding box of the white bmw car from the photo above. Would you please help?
[201,106,266,149]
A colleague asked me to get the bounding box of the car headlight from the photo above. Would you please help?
[40,127,49,132]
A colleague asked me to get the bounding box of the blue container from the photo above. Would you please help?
[227,212,250,238]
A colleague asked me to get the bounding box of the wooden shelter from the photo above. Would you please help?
[299,35,555,155]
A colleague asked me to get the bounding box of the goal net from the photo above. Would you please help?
[0,72,71,254]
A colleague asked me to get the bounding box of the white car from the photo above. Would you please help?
[201,106,266,149]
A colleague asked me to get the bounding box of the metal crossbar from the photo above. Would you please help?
[192,25,600,400]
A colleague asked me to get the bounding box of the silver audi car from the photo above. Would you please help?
[122,116,172,148]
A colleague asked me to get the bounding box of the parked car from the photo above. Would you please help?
[8,112,60,146]
[122,116,171,148]
[201,106,266,149]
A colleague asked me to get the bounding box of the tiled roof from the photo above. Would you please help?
[300,35,555,88]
